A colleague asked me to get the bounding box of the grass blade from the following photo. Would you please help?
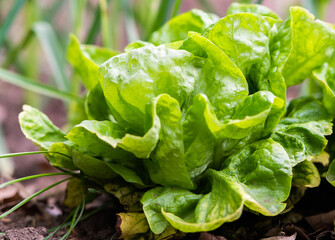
[47,202,108,235]
[0,172,76,189]
[197,0,215,12]
[122,1,140,44]
[85,5,101,44]
[44,210,75,240]
[70,0,87,36]
[42,0,64,22]
[33,22,70,91]
[2,30,34,68]
[60,199,85,240]
[0,123,13,177]
[0,0,26,48]
[100,0,113,48]
[0,68,83,103]
[0,151,49,159]
[171,0,183,18]
[150,0,174,34]
[0,177,72,219]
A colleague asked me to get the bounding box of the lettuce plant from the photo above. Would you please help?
[14,3,335,237]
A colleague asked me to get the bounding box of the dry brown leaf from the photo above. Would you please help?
[260,232,297,240]
[0,185,23,204]
[198,232,227,240]
[305,210,335,231]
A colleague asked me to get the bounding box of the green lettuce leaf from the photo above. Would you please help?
[149,9,219,45]
[183,95,216,179]
[72,150,119,180]
[141,187,202,234]
[180,34,248,120]
[67,34,119,89]
[19,105,67,150]
[247,21,287,102]
[278,7,335,87]
[144,94,194,190]
[312,62,335,116]
[124,40,155,52]
[206,12,277,73]
[99,45,203,132]
[327,160,335,187]
[219,139,292,215]
[67,96,160,159]
[65,120,130,159]
[226,3,280,19]
[292,160,320,188]
[271,97,332,166]
[85,84,110,121]
[47,141,78,170]
[163,170,244,233]
[145,139,291,233]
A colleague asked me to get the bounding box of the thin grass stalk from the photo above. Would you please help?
[24,0,43,108]
[60,198,85,240]
[0,0,26,48]
[171,0,183,18]
[33,22,70,91]
[100,0,113,48]
[110,0,121,50]
[122,0,140,44]
[0,68,83,103]
[197,0,215,12]
[0,172,77,189]
[2,30,34,68]
[0,177,72,219]
[85,5,101,44]
[70,0,87,36]
[42,0,64,22]
[150,0,174,34]
[48,203,107,233]
[0,122,13,177]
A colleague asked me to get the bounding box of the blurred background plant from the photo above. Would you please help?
[0,0,334,178]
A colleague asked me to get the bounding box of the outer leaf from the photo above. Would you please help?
[180,34,248,120]
[124,40,155,52]
[48,141,78,170]
[106,163,145,186]
[292,160,320,188]
[220,139,292,216]
[99,46,202,132]
[66,120,130,159]
[149,9,219,45]
[163,170,244,233]
[312,63,335,116]
[206,13,277,73]
[19,105,67,150]
[271,97,332,166]
[144,94,194,190]
[159,139,291,233]
[67,34,119,90]
[326,160,335,187]
[85,84,110,121]
[141,187,202,234]
[226,3,280,19]
[201,91,283,160]
[183,95,216,179]
[72,150,118,180]
[248,22,287,101]
[280,7,335,87]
